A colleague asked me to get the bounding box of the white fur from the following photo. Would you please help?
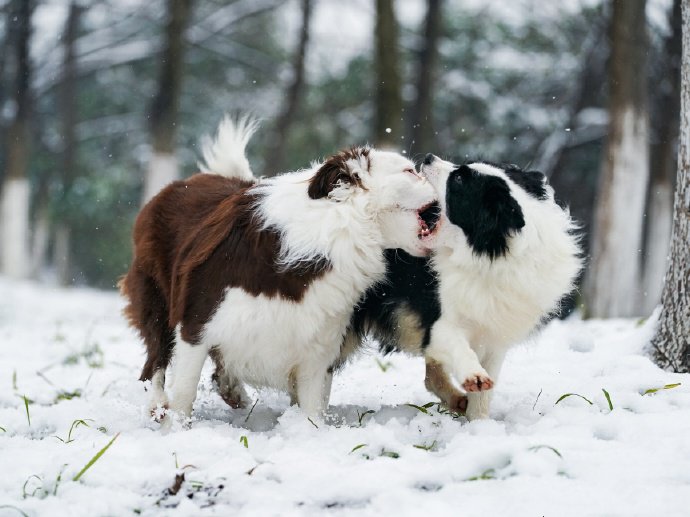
[199,114,259,180]
[422,158,582,420]
[161,120,436,421]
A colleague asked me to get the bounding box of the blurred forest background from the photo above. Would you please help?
[0,0,681,319]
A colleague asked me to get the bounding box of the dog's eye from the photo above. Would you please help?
[404,167,420,177]
[454,174,462,184]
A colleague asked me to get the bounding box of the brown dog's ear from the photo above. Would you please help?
[308,148,367,200]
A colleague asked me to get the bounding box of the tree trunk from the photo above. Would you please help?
[650,0,690,373]
[536,11,608,179]
[1,0,33,279]
[640,0,682,314]
[408,0,442,156]
[0,5,10,185]
[585,0,650,318]
[374,0,402,149]
[267,0,313,174]
[142,0,193,204]
[54,1,83,285]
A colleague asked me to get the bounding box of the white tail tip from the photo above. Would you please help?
[199,114,259,180]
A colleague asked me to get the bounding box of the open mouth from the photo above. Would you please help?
[417,200,441,239]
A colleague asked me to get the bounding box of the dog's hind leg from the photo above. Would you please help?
[424,358,468,413]
[426,319,494,420]
[148,369,169,420]
[210,348,250,409]
[166,331,208,420]
[120,266,175,419]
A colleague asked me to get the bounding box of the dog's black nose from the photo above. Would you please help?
[423,153,435,165]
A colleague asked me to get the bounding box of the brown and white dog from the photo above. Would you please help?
[120,117,439,422]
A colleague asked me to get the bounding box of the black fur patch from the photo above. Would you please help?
[446,165,525,259]
[504,165,548,200]
[351,249,440,354]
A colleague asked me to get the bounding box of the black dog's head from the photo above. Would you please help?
[420,155,548,259]
[445,164,525,259]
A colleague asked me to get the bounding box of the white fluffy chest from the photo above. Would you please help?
[436,257,551,348]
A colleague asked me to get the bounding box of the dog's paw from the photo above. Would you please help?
[150,403,169,423]
[462,374,494,393]
[217,383,250,409]
[445,393,469,413]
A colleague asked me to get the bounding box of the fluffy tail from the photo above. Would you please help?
[199,114,259,180]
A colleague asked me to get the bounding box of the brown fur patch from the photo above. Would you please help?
[120,173,331,380]
[308,147,369,199]
[425,358,468,413]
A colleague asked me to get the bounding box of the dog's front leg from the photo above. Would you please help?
[294,357,333,418]
[465,348,506,421]
[165,331,209,421]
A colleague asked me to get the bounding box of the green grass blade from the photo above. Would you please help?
[0,505,29,517]
[0,426,6,432]
[528,445,563,458]
[349,443,367,454]
[465,468,496,481]
[239,435,248,448]
[642,382,682,395]
[66,419,92,442]
[406,403,429,414]
[602,389,613,411]
[53,464,68,496]
[72,432,120,482]
[22,475,42,498]
[555,393,593,405]
[244,399,259,423]
[22,396,31,427]
[357,410,375,426]
[380,450,399,459]
[375,358,391,372]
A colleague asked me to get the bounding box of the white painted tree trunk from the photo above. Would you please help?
[0,178,31,279]
[142,152,178,205]
[640,181,673,314]
[30,207,50,279]
[651,0,690,373]
[54,223,71,285]
[585,0,650,318]
[587,108,650,317]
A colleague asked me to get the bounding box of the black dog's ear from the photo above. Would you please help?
[470,176,525,259]
[490,184,525,232]
[504,166,548,200]
[308,148,367,200]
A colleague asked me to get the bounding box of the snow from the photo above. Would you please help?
[0,278,689,516]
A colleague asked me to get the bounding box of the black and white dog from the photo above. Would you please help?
[347,155,582,420]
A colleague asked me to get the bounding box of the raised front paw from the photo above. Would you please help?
[462,373,494,393]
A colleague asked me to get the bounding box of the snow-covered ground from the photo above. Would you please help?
[0,278,688,517]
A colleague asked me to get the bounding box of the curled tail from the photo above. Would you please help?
[199,114,259,180]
